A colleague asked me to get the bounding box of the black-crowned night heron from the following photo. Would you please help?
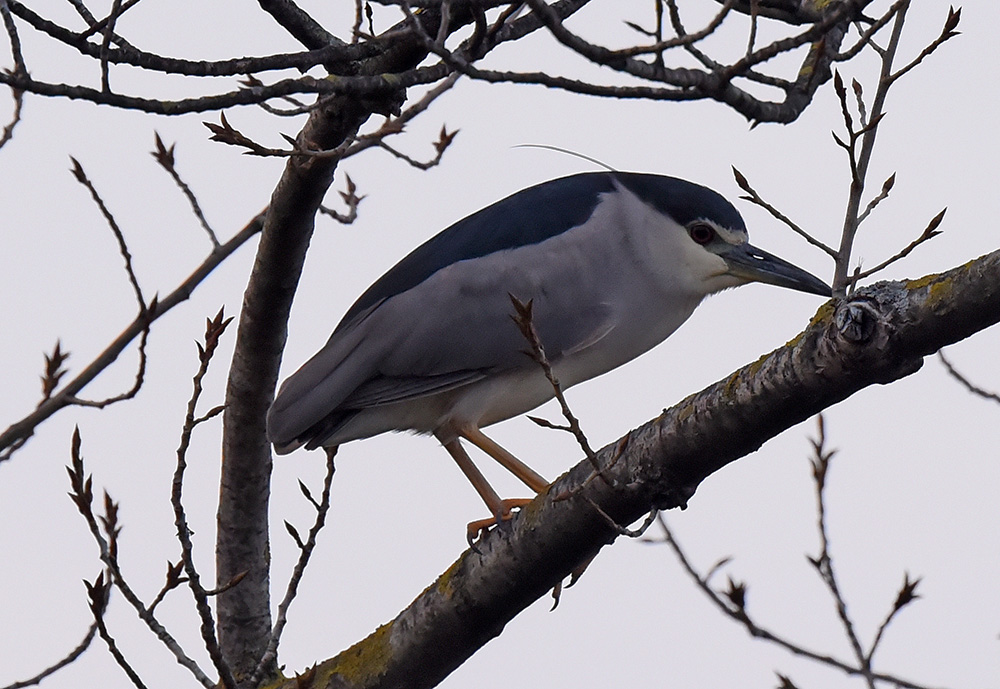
[267,172,830,535]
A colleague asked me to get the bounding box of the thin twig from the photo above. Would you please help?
[850,208,944,283]
[732,167,837,258]
[85,574,148,689]
[0,85,23,150]
[507,295,604,479]
[340,72,462,160]
[888,7,961,85]
[1,622,98,689]
[0,0,26,74]
[171,308,236,689]
[319,174,366,224]
[99,0,124,93]
[152,133,221,247]
[808,416,874,688]
[250,447,338,686]
[835,0,907,62]
[147,561,187,615]
[65,430,215,688]
[0,212,263,462]
[78,0,144,40]
[833,0,907,294]
[938,350,1000,405]
[70,157,146,311]
[866,572,921,666]
[855,172,894,225]
[65,319,150,409]
[653,512,941,689]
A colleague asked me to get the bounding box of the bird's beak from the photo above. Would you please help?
[721,243,831,297]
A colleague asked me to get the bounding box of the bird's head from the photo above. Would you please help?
[620,174,831,299]
[683,217,831,297]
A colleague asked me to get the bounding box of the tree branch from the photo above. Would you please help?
[273,247,1000,689]
[215,6,458,681]
[0,214,263,463]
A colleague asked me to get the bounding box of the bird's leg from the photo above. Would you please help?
[459,426,550,493]
[440,437,531,544]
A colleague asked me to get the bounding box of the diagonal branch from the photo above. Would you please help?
[0,214,263,462]
[1,622,98,689]
[276,246,1000,689]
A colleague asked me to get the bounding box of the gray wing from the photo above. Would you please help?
[267,256,615,451]
[352,245,617,383]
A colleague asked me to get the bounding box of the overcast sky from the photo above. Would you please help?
[1,2,998,688]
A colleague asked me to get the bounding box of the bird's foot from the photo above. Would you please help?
[466,497,534,547]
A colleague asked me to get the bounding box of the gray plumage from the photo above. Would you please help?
[267,172,829,462]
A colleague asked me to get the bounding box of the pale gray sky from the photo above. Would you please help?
[1,2,997,688]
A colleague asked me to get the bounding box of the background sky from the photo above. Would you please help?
[1,2,998,688]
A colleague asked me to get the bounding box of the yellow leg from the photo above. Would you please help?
[439,435,537,544]
[459,426,550,493]
[440,437,503,516]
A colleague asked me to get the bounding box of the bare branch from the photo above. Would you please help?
[85,574,148,689]
[1,622,98,689]
[856,172,894,225]
[851,208,945,282]
[376,123,457,170]
[340,72,462,161]
[70,158,145,311]
[938,350,1000,405]
[732,167,837,257]
[77,0,143,40]
[0,213,263,461]
[171,308,236,689]
[152,134,220,247]
[508,295,601,473]
[67,311,151,410]
[806,416,876,687]
[888,7,961,85]
[66,428,215,688]
[147,561,187,615]
[99,0,125,93]
[867,573,921,665]
[7,0,379,75]
[652,514,939,689]
[319,174,366,224]
[833,1,909,295]
[251,447,338,686]
[258,0,342,50]
[835,0,907,62]
[0,0,25,72]
[39,341,70,403]
[0,83,23,150]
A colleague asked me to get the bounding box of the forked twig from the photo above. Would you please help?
[171,308,235,689]
[0,212,263,462]
[507,295,603,479]
[85,574,148,689]
[251,447,338,685]
[66,429,215,688]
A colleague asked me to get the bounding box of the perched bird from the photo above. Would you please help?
[267,172,830,536]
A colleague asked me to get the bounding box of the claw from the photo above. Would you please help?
[465,497,534,546]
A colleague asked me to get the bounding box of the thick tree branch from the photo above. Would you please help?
[274,247,1000,689]
[216,7,458,683]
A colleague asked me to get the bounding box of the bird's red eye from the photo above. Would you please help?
[688,223,716,245]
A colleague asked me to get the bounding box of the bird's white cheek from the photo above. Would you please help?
[702,270,747,294]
